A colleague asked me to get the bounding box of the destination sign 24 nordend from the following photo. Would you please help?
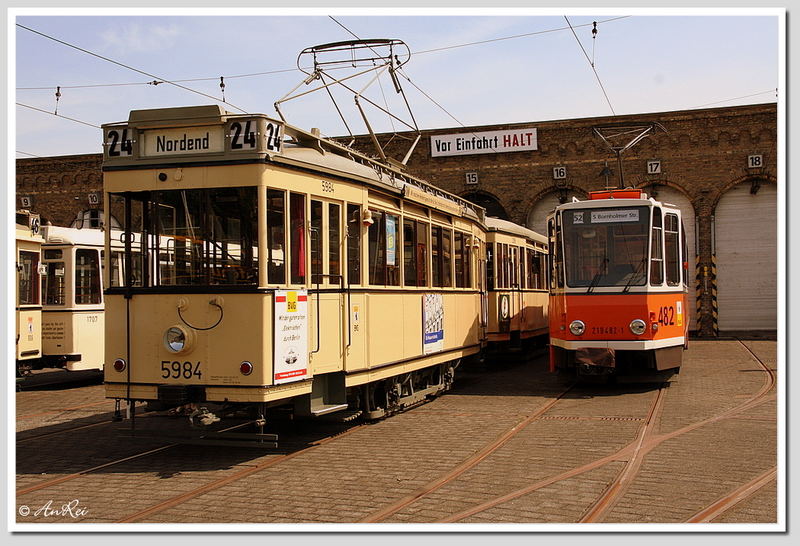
[141,126,225,157]
[430,128,537,157]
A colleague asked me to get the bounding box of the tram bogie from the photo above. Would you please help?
[547,189,689,379]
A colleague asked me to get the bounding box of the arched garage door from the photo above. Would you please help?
[651,187,698,331]
[714,182,777,332]
[526,190,581,236]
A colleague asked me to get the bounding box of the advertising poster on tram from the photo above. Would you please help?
[273,290,309,384]
[423,293,444,354]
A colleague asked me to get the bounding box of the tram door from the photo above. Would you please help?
[309,198,346,374]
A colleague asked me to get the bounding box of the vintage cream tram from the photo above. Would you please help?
[15,211,44,373]
[39,225,124,373]
[484,217,549,353]
[547,189,689,378]
[101,105,491,427]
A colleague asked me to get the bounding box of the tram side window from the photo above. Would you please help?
[404,219,429,287]
[442,229,452,287]
[454,232,471,288]
[346,204,361,285]
[510,246,518,288]
[431,226,453,288]
[18,250,41,305]
[329,203,341,279]
[110,251,124,287]
[681,220,688,287]
[267,189,286,284]
[368,209,400,286]
[665,213,680,286]
[650,208,664,286]
[43,249,66,305]
[290,193,306,285]
[75,249,101,304]
[486,243,495,291]
[310,200,323,282]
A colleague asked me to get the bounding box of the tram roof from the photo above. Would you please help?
[105,105,486,224]
[42,225,105,246]
[485,216,547,244]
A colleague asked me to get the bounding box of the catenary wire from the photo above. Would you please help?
[16,23,248,114]
[564,16,616,116]
[17,17,630,92]
[16,102,100,128]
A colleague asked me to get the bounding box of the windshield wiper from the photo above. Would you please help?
[623,258,647,292]
[587,257,608,294]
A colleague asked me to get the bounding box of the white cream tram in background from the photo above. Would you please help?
[15,211,44,371]
[101,105,516,427]
[38,225,124,374]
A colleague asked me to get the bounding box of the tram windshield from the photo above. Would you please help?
[110,187,258,287]
[561,206,650,289]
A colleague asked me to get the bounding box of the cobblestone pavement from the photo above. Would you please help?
[14,340,780,529]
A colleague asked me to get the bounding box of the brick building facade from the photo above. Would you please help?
[15,103,779,337]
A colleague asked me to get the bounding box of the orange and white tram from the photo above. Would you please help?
[547,189,689,378]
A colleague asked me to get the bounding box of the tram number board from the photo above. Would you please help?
[228,119,283,153]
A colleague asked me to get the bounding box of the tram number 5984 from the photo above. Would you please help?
[658,306,675,326]
[161,360,203,380]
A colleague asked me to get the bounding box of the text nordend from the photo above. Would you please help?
[430,128,538,157]
[156,132,211,153]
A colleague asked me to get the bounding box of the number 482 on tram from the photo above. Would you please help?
[547,189,689,379]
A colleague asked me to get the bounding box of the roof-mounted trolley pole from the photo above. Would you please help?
[592,122,667,189]
[274,39,421,168]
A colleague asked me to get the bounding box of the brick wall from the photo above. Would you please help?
[15,103,778,336]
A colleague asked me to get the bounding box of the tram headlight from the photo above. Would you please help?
[629,319,647,336]
[569,320,586,336]
[164,326,191,354]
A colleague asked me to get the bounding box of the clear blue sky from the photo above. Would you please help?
[13,9,781,158]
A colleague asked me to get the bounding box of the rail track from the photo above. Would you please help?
[15,340,777,524]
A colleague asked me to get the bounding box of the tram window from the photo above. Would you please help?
[44,261,66,305]
[403,219,424,287]
[454,231,471,288]
[681,220,688,287]
[110,251,124,288]
[310,200,323,282]
[267,189,286,284]
[44,249,62,260]
[75,249,101,304]
[510,246,518,288]
[386,214,400,286]
[650,208,664,286]
[18,250,41,305]
[486,243,495,291]
[367,209,400,286]
[431,226,452,288]
[290,193,306,285]
[346,204,361,285]
[454,232,466,288]
[442,229,452,287]
[112,188,259,288]
[329,203,341,279]
[665,213,680,286]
